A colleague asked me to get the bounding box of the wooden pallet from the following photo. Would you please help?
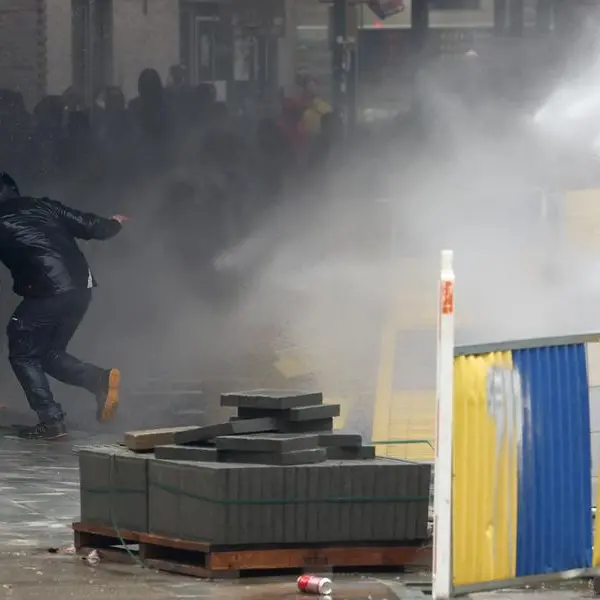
[73,522,431,579]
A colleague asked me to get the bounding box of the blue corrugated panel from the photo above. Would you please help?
[513,344,592,576]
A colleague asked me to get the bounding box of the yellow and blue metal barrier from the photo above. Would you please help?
[452,334,600,593]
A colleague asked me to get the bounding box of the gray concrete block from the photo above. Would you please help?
[212,466,230,544]
[319,433,362,447]
[283,464,297,544]
[146,455,431,547]
[356,463,369,542]
[270,467,285,544]
[388,462,406,541]
[339,463,353,542]
[390,465,409,541]
[276,418,334,434]
[350,463,364,542]
[237,404,341,421]
[327,463,341,542]
[308,464,321,543]
[326,446,376,460]
[218,448,326,465]
[78,445,150,533]
[148,459,181,538]
[415,463,432,540]
[79,448,111,526]
[372,463,390,541]
[405,465,419,540]
[296,466,309,544]
[316,463,333,543]
[221,390,323,409]
[112,451,151,533]
[250,466,268,544]
[157,444,327,466]
[173,417,278,445]
[215,433,320,453]
[361,463,376,542]
[251,465,266,545]
[179,463,206,541]
[238,464,253,545]
[150,459,295,545]
[155,445,219,461]
[224,465,240,545]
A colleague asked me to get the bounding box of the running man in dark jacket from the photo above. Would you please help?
[0,172,126,439]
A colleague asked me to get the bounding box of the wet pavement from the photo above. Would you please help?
[0,430,592,600]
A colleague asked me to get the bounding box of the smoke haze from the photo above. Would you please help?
[3,15,600,438]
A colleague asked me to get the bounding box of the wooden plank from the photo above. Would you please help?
[72,521,141,543]
[144,558,239,579]
[139,531,212,552]
[123,426,201,452]
[73,521,431,576]
[207,544,422,570]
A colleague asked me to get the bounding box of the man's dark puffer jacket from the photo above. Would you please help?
[0,197,122,298]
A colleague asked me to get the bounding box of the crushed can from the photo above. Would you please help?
[297,575,333,595]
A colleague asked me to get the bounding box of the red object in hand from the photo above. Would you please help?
[111,215,130,224]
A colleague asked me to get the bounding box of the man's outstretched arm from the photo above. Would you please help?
[47,199,128,241]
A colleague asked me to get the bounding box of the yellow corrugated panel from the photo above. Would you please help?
[453,352,518,586]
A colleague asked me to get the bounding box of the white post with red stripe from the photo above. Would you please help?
[433,249,455,600]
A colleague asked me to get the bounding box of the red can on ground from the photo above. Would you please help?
[297,575,333,595]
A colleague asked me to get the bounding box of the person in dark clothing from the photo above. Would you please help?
[128,68,169,144]
[0,172,127,440]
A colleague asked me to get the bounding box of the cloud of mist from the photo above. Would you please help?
[12,17,600,435]
[209,34,600,434]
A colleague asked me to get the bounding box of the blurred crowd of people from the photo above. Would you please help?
[0,66,340,273]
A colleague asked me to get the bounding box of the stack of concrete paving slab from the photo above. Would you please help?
[79,444,152,532]
[78,390,431,547]
[145,390,377,464]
